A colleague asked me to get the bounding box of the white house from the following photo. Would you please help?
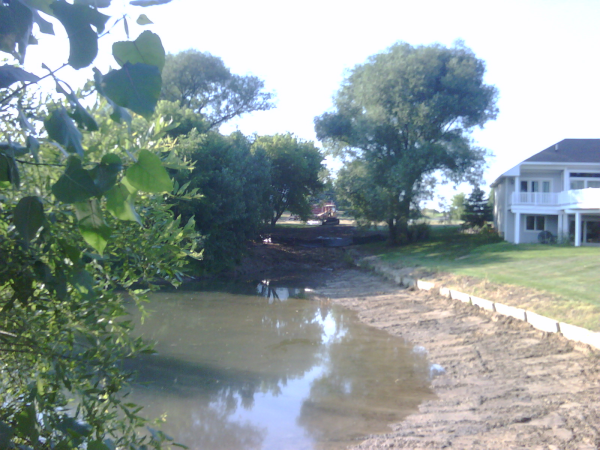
[491,139,600,246]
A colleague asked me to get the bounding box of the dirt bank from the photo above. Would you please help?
[230,226,600,449]
[316,269,600,450]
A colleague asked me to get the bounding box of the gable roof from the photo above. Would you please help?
[524,139,600,163]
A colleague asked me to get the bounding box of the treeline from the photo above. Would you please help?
[155,51,325,272]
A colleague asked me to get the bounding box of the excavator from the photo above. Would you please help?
[314,203,339,225]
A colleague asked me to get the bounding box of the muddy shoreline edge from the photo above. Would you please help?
[315,266,600,450]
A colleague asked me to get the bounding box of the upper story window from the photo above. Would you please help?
[570,173,600,190]
[520,180,550,192]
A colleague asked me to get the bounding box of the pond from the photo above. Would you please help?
[126,282,435,450]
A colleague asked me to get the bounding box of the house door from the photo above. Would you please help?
[584,220,600,244]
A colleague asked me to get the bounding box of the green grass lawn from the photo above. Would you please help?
[373,225,600,330]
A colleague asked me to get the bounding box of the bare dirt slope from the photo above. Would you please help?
[316,269,600,450]
[229,225,600,449]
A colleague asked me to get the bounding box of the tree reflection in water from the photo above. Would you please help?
[125,285,434,450]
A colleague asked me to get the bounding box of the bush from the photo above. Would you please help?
[407,222,431,242]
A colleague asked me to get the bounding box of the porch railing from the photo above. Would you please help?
[509,188,600,209]
[510,192,559,205]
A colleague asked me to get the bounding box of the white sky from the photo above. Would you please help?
[24,0,600,205]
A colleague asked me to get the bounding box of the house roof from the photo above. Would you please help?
[523,139,600,163]
[490,139,600,187]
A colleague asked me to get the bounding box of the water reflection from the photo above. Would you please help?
[126,287,434,450]
[256,280,306,303]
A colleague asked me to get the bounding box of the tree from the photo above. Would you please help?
[461,186,493,228]
[315,41,498,244]
[252,134,325,227]
[335,159,389,227]
[161,49,274,130]
[0,1,204,448]
[449,192,466,221]
[172,125,272,272]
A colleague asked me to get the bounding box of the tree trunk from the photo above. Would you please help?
[387,193,411,245]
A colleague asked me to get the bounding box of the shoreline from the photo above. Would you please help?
[315,267,600,449]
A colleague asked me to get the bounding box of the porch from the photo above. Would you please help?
[510,188,600,209]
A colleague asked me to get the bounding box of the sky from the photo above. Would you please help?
[24,0,600,207]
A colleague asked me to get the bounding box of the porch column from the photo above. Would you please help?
[575,212,581,247]
[514,212,521,244]
[557,213,564,241]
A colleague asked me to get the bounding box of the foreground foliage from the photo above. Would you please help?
[0,0,204,448]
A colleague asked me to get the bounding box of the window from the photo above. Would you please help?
[521,181,528,192]
[570,173,600,189]
[570,180,585,190]
[542,181,550,192]
[521,180,551,192]
[525,215,545,231]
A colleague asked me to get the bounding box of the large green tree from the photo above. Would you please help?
[315,41,498,244]
[252,134,324,227]
[0,1,205,448]
[161,49,275,130]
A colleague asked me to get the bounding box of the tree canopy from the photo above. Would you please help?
[316,41,498,244]
[161,49,275,130]
[251,134,324,227]
[0,1,210,448]
[171,123,272,272]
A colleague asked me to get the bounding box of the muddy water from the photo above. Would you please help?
[126,284,435,450]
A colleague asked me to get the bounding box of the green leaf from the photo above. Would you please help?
[32,10,54,34]
[0,1,33,63]
[89,153,122,193]
[88,441,110,450]
[105,182,141,223]
[16,404,38,443]
[33,260,53,282]
[93,68,132,124]
[0,65,40,89]
[70,268,93,294]
[112,30,165,72]
[26,135,40,162]
[13,196,45,242]
[0,421,14,448]
[44,107,85,157]
[58,238,81,263]
[51,0,109,69]
[0,154,11,187]
[0,153,20,188]
[19,0,55,16]
[136,13,153,25]
[124,149,172,193]
[102,62,162,119]
[74,199,111,255]
[55,82,99,132]
[52,156,101,203]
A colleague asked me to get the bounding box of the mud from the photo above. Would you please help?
[230,226,600,449]
[316,269,600,450]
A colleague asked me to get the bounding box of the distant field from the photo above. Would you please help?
[372,225,600,330]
